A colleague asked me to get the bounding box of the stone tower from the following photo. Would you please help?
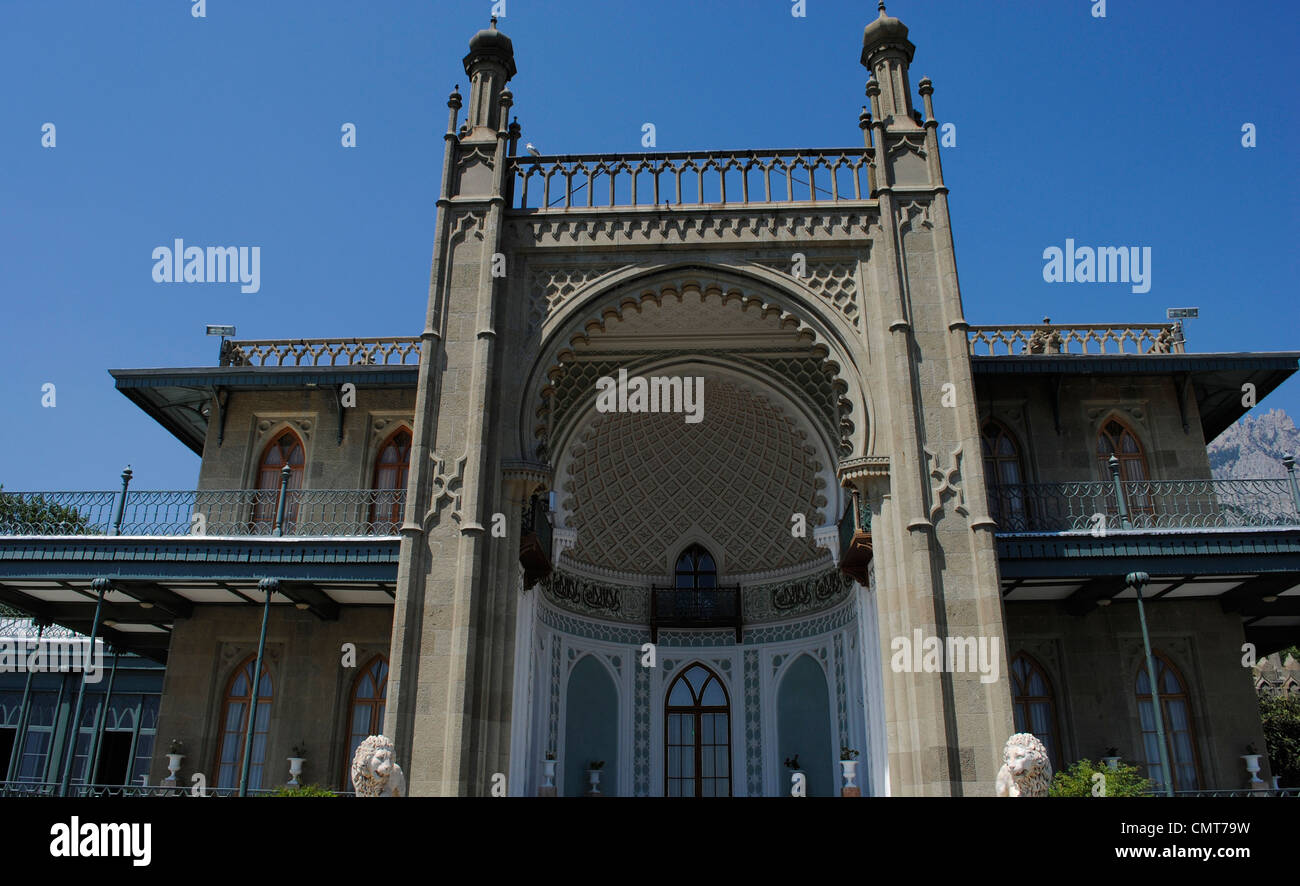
[387,5,1015,796]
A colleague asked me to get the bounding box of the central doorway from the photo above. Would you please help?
[664,663,731,797]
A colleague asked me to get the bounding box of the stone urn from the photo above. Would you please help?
[1101,756,1121,771]
[287,757,305,787]
[165,754,184,785]
[1241,754,1264,788]
[540,758,557,789]
[586,768,602,796]
[840,760,860,797]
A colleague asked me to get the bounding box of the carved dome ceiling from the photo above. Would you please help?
[560,377,829,578]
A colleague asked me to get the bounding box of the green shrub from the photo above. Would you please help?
[268,784,337,797]
[1049,759,1152,797]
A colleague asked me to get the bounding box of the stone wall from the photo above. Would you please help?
[1006,599,1269,790]
[196,387,415,490]
[153,605,393,791]
[977,374,1212,483]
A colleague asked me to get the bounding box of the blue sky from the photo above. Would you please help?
[1,0,1296,490]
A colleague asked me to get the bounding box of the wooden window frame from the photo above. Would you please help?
[1135,651,1203,792]
[343,655,388,787]
[214,655,273,792]
[253,429,305,531]
[663,662,732,798]
[1009,651,1061,769]
[368,428,412,531]
[981,419,1028,529]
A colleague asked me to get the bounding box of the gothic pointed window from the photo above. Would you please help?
[1096,418,1152,517]
[664,663,731,797]
[1010,652,1060,769]
[252,429,304,532]
[675,544,717,590]
[344,656,388,786]
[1136,653,1201,793]
[982,420,1027,530]
[369,428,411,533]
[215,656,273,791]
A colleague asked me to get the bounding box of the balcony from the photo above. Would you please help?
[650,586,742,643]
[508,147,876,212]
[989,477,1300,534]
[0,488,406,537]
[519,494,553,589]
[218,336,420,367]
[967,321,1184,356]
[837,493,873,583]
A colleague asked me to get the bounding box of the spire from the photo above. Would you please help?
[861,2,917,126]
[461,18,517,140]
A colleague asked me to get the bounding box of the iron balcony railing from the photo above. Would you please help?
[838,495,871,557]
[508,147,876,212]
[0,781,355,797]
[650,585,743,643]
[0,489,406,537]
[989,478,1300,533]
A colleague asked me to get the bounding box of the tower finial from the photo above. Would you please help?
[490,15,497,28]
[878,1,887,13]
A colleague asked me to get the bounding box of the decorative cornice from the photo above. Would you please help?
[837,455,890,484]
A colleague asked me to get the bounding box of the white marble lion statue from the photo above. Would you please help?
[351,735,407,797]
[995,732,1052,797]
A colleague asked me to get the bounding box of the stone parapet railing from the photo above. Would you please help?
[219,337,420,367]
[968,321,1185,356]
[508,147,875,212]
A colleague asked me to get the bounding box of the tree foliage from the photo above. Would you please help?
[0,485,97,535]
[1259,692,1300,787]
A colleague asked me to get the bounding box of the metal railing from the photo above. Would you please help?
[1143,787,1298,798]
[219,336,420,367]
[0,781,354,797]
[650,585,743,642]
[968,322,1184,356]
[838,494,870,557]
[0,488,406,537]
[990,478,1300,533]
[509,147,875,211]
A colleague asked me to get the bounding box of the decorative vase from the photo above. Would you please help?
[1241,754,1264,788]
[587,769,602,795]
[840,760,860,797]
[287,757,305,787]
[541,759,557,788]
[1101,756,1121,771]
[1272,775,1281,791]
[165,754,184,784]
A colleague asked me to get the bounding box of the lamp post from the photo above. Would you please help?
[238,578,276,796]
[1128,571,1174,797]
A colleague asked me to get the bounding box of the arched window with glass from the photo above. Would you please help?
[1010,652,1060,769]
[369,429,411,533]
[215,656,273,791]
[675,544,717,589]
[1096,417,1152,518]
[1136,652,1201,793]
[982,420,1027,530]
[664,663,731,797]
[252,429,304,532]
[344,656,388,785]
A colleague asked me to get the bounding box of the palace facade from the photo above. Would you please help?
[2,6,1298,796]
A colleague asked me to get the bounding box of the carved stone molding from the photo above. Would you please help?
[755,258,862,329]
[526,263,627,338]
[506,209,880,249]
[898,199,933,233]
[926,445,967,521]
[427,451,467,525]
[450,210,486,245]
